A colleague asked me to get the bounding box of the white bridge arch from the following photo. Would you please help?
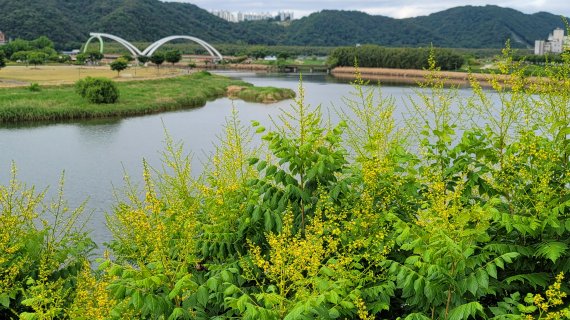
[83,33,223,62]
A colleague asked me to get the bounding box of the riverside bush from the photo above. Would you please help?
[75,77,119,104]
[2,43,570,319]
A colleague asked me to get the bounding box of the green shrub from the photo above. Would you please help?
[75,77,119,104]
[27,83,41,92]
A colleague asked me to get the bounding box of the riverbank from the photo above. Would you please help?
[0,72,295,123]
[331,66,539,87]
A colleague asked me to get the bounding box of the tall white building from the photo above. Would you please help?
[535,27,567,55]
[211,10,238,22]
[278,11,294,21]
[211,10,279,23]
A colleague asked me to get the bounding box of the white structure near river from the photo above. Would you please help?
[534,27,569,54]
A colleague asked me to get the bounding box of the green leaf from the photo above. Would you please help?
[224,284,239,296]
[206,277,219,291]
[197,286,208,307]
[320,266,334,277]
[19,313,37,320]
[517,304,538,314]
[505,273,549,289]
[466,274,478,296]
[476,269,489,289]
[168,307,187,320]
[327,291,340,304]
[448,302,483,320]
[486,263,497,279]
[404,313,431,320]
[328,307,340,318]
[535,241,568,263]
[236,294,249,313]
[132,290,143,310]
[0,293,9,308]
[339,300,355,310]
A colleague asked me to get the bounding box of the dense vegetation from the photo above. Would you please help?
[1,46,570,319]
[329,45,465,70]
[75,77,120,104]
[0,72,294,123]
[0,0,567,49]
[0,36,60,65]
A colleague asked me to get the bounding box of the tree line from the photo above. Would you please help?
[0,36,69,67]
[328,44,466,70]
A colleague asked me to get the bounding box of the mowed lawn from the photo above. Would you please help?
[0,65,184,86]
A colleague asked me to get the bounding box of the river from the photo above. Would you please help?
[0,72,475,247]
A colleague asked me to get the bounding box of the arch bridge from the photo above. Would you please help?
[83,33,224,62]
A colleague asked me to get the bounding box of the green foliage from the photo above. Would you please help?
[27,83,41,92]
[0,167,94,319]
[75,53,87,65]
[245,79,349,239]
[0,36,55,60]
[109,58,129,76]
[137,55,150,64]
[229,85,296,103]
[9,51,29,63]
[3,44,570,320]
[330,45,465,70]
[75,77,119,104]
[120,54,134,62]
[0,51,5,69]
[150,52,165,69]
[26,51,47,67]
[164,50,182,65]
[85,51,103,64]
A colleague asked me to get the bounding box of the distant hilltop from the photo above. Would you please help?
[0,0,567,49]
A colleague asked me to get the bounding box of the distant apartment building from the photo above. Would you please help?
[278,11,294,21]
[534,28,569,54]
[0,31,7,45]
[211,10,238,22]
[211,10,293,23]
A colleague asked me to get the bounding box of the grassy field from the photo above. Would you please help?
[0,71,295,123]
[0,65,183,87]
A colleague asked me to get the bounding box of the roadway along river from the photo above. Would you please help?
[0,71,475,248]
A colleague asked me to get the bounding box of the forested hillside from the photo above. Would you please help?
[408,5,568,48]
[0,0,276,48]
[0,0,567,49]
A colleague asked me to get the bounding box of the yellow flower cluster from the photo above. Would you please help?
[0,168,42,302]
[525,273,570,320]
[68,260,116,320]
[355,295,374,320]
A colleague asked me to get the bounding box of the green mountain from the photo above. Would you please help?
[284,10,444,46]
[0,0,276,48]
[408,5,568,48]
[0,0,567,49]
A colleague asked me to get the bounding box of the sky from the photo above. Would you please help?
[164,0,570,19]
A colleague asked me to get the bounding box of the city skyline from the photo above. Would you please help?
[163,0,570,19]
